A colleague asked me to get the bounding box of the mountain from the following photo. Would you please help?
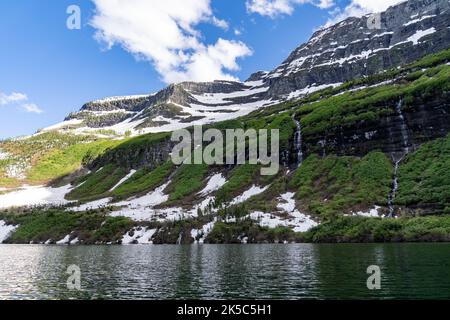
[47,80,275,136]
[0,0,450,245]
[42,0,450,137]
[262,0,450,97]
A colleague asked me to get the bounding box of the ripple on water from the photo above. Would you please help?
[0,243,450,299]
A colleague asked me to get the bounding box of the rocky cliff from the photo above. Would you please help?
[262,0,450,97]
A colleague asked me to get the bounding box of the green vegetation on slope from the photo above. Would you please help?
[296,64,450,137]
[27,139,119,183]
[289,152,393,218]
[215,164,260,204]
[111,161,175,200]
[0,132,120,186]
[164,164,209,202]
[396,134,450,212]
[0,209,134,244]
[66,164,128,201]
[204,215,450,244]
[247,48,450,121]
[303,215,450,243]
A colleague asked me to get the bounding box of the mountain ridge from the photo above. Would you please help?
[41,0,450,137]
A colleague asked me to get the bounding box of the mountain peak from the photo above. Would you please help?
[43,0,449,137]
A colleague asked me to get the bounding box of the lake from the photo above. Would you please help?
[0,243,449,300]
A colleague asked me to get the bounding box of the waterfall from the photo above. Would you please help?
[395,99,411,153]
[387,99,412,217]
[292,116,304,167]
[387,157,402,217]
[176,232,183,245]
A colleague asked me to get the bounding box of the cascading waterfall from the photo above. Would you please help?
[292,116,304,167]
[387,157,402,217]
[176,232,183,245]
[395,99,411,153]
[388,99,412,217]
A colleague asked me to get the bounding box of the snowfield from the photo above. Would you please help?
[68,197,113,212]
[0,185,73,209]
[288,82,342,100]
[191,85,269,105]
[107,180,217,222]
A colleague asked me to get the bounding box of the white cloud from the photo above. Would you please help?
[0,92,27,105]
[21,103,43,114]
[348,0,406,13]
[325,0,406,26]
[212,17,229,30]
[246,0,335,18]
[91,0,251,84]
[0,91,43,114]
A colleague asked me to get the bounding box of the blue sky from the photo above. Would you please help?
[0,0,397,139]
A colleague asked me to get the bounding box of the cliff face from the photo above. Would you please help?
[300,91,450,158]
[262,0,450,98]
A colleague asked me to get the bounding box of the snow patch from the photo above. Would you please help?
[198,173,226,196]
[191,220,216,244]
[230,185,269,205]
[190,86,269,105]
[243,79,265,87]
[276,192,318,232]
[350,206,382,218]
[114,181,171,209]
[109,169,137,191]
[277,192,297,213]
[0,220,17,243]
[92,94,151,104]
[122,227,157,244]
[4,162,30,180]
[56,234,71,245]
[403,15,435,27]
[0,185,73,209]
[42,119,83,131]
[288,83,342,100]
[406,28,436,45]
[68,197,112,212]
[0,149,9,160]
[55,234,79,245]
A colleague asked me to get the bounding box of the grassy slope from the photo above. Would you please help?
[303,215,450,243]
[288,152,393,218]
[396,134,450,212]
[215,164,260,204]
[66,164,128,202]
[111,161,175,200]
[0,209,134,244]
[0,132,120,186]
[27,139,119,183]
[164,164,209,202]
[3,208,450,244]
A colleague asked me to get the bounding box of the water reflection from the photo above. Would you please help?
[0,244,449,300]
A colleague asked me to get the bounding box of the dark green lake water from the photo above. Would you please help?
[0,243,449,300]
